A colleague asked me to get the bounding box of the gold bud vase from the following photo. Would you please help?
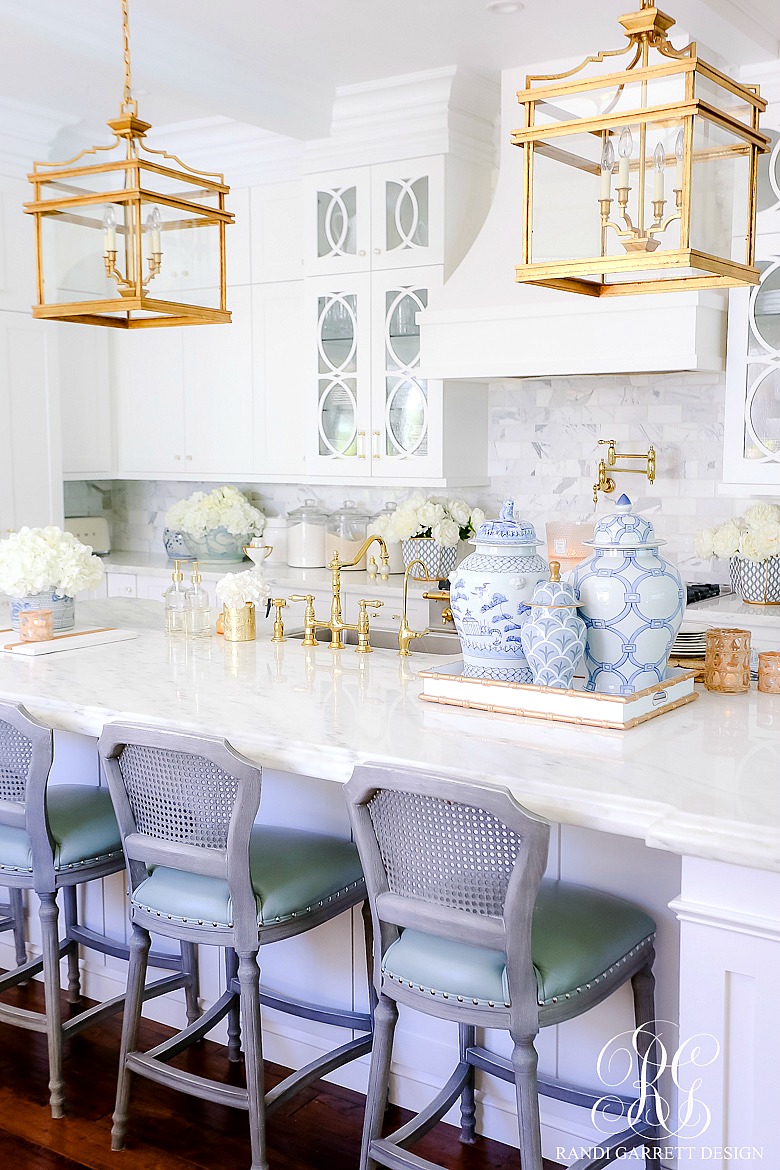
[223,601,256,642]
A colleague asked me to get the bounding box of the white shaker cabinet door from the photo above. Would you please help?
[0,312,63,531]
[251,183,305,284]
[251,281,307,476]
[182,285,254,476]
[60,324,113,477]
[114,326,186,475]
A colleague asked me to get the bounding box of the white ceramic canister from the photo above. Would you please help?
[262,516,288,567]
[286,500,328,568]
[519,561,586,689]
[568,494,685,695]
[449,499,549,684]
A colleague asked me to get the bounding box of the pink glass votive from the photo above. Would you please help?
[18,609,54,642]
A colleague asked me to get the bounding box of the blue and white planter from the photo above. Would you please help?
[568,495,685,695]
[450,499,548,684]
[520,566,586,689]
[10,590,75,632]
[181,527,253,563]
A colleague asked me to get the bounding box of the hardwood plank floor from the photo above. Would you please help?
[0,978,563,1170]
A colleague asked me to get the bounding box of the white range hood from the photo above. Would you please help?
[419,65,728,381]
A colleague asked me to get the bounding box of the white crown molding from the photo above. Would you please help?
[303,67,498,173]
[0,97,81,178]
[144,117,304,187]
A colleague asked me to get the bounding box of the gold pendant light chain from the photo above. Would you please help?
[120,0,138,115]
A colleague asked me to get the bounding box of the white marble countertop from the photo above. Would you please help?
[0,598,778,874]
[99,552,420,597]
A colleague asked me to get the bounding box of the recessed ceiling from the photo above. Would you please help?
[0,0,778,144]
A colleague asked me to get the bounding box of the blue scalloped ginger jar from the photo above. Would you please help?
[449,500,548,684]
[520,562,586,689]
[568,495,685,695]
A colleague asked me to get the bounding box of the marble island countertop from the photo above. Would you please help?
[0,598,778,875]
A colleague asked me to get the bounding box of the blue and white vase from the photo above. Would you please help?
[10,590,75,632]
[569,495,685,695]
[520,561,586,689]
[450,500,548,684]
[181,527,252,563]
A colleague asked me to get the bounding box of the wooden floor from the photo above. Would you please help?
[0,978,563,1170]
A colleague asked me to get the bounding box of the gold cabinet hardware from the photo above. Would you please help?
[593,438,656,505]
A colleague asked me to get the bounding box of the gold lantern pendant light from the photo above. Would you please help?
[512,0,770,296]
[24,0,233,327]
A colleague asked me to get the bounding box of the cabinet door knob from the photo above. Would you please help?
[186,455,193,461]
[373,248,381,255]
[174,454,181,460]
[358,249,366,257]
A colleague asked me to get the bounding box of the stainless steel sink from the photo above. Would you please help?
[287,627,461,655]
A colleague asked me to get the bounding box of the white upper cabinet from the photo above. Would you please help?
[724,122,780,490]
[250,182,305,284]
[59,325,113,477]
[113,325,185,476]
[305,157,443,277]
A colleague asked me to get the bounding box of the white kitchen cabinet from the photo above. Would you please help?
[305,157,443,277]
[723,120,780,491]
[250,183,305,284]
[114,286,254,478]
[59,325,113,477]
[306,268,486,484]
[251,280,307,476]
[0,312,63,532]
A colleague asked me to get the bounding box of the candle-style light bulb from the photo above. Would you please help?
[653,141,666,201]
[102,205,116,253]
[618,127,633,188]
[145,205,162,255]
[675,127,685,191]
[600,138,615,200]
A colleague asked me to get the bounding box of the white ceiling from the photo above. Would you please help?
[1,0,779,145]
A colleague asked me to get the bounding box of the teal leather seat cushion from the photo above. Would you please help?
[381,881,656,1007]
[0,785,122,872]
[132,826,364,927]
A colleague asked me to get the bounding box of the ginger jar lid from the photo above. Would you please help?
[476,499,539,547]
[586,495,666,549]
[528,561,582,608]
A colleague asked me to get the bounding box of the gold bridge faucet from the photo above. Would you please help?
[289,533,390,651]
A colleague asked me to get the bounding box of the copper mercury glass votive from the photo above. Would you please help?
[18,609,53,642]
[704,627,751,693]
[757,651,780,694]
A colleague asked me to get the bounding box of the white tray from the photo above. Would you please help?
[418,661,698,730]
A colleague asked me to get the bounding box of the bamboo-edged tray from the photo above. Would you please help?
[418,661,698,730]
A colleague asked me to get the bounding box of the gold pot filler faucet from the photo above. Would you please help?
[593,438,656,505]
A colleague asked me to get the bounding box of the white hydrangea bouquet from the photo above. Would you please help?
[0,526,105,630]
[696,503,780,603]
[166,486,265,562]
[374,494,486,581]
[166,486,264,539]
[215,569,271,610]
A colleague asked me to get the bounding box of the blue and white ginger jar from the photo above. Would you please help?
[569,495,685,695]
[450,500,548,684]
[520,562,586,690]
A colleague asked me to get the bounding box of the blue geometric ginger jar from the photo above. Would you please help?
[449,500,548,684]
[568,495,685,695]
[520,561,586,689]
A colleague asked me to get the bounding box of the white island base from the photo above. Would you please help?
[0,600,778,1169]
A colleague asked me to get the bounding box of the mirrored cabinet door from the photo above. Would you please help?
[724,131,780,488]
[306,169,371,276]
[370,267,442,477]
[310,274,371,474]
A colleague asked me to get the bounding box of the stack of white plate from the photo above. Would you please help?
[757,289,780,315]
[670,630,707,657]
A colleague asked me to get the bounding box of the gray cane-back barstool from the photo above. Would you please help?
[98,722,372,1170]
[346,763,660,1170]
[0,701,194,1118]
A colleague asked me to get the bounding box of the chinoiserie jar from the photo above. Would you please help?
[569,494,685,695]
[449,499,548,684]
[10,590,75,632]
[520,561,586,689]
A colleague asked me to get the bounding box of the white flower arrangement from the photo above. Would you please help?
[216,569,270,610]
[371,495,486,550]
[0,527,105,598]
[695,503,780,563]
[166,486,265,540]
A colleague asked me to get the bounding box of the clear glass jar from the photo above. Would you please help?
[287,500,328,568]
[326,500,370,570]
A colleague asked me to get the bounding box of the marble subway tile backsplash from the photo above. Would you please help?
[64,372,761,584]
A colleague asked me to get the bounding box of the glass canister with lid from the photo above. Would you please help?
[287,499,328,568]
[326,500,370,570]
